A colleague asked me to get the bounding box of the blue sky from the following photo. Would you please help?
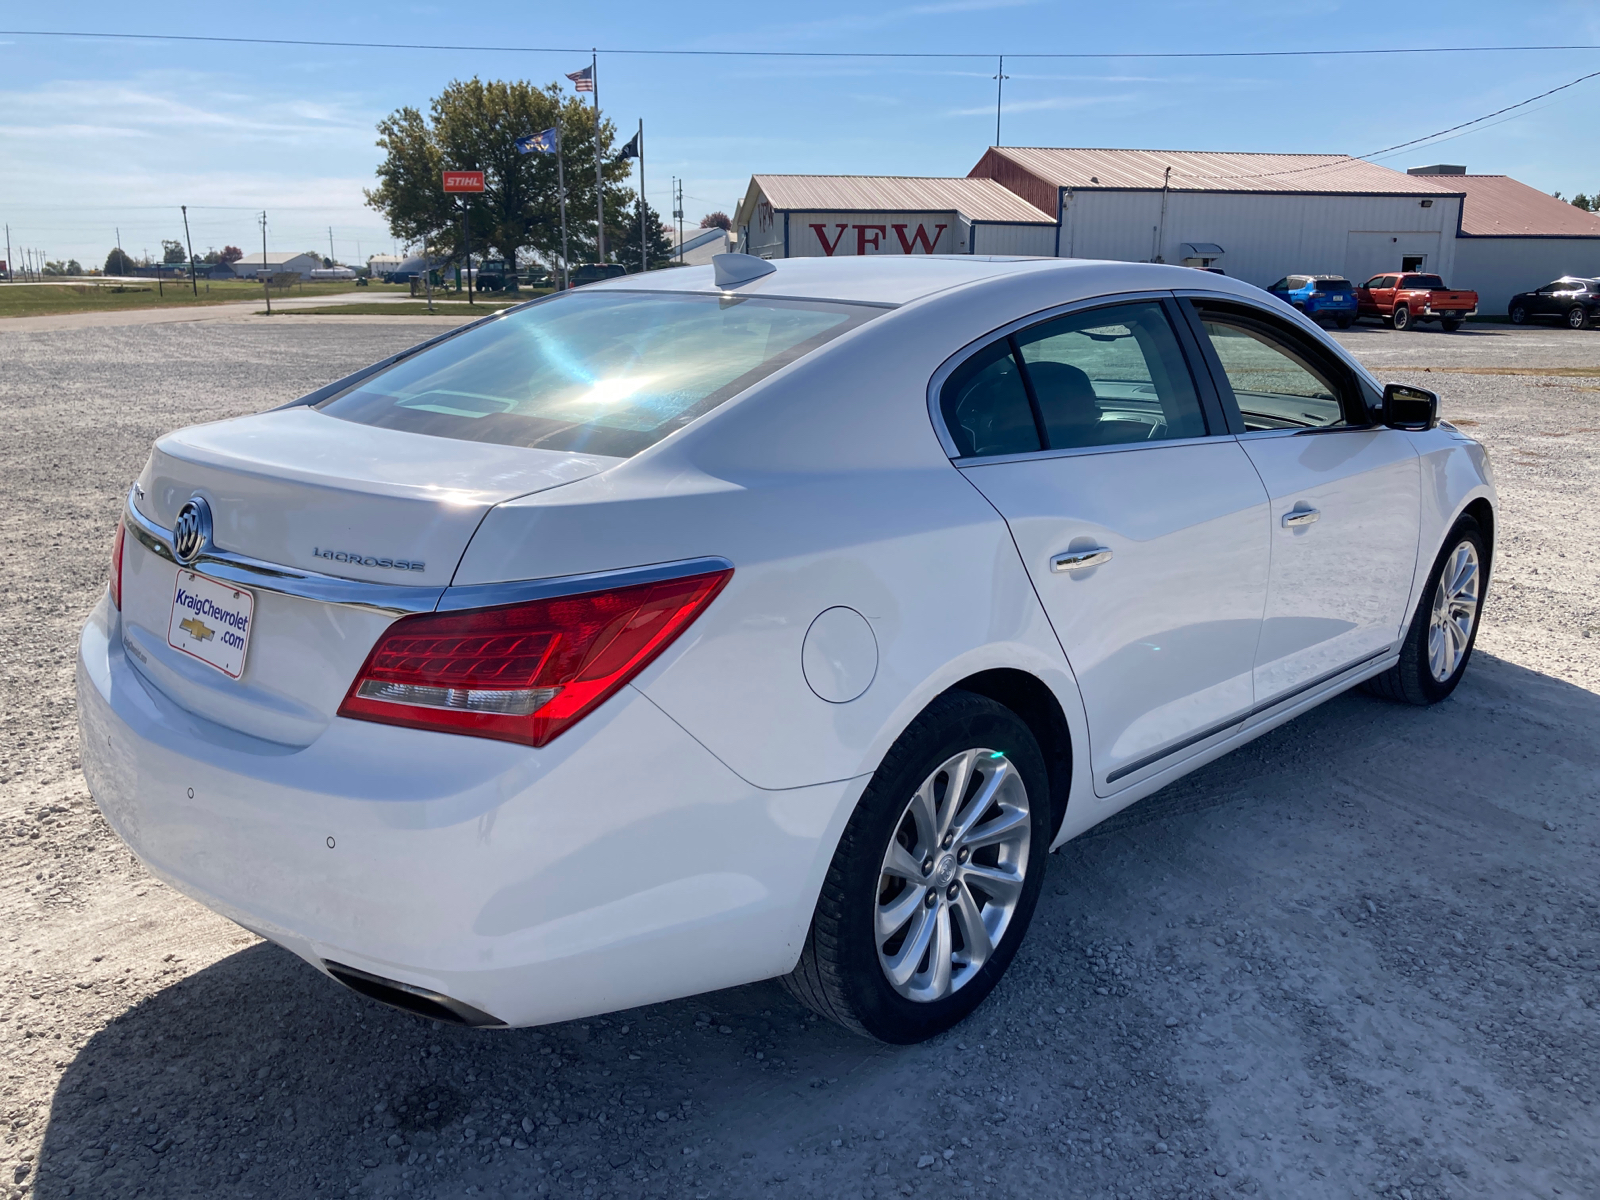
[2,1,1597,268]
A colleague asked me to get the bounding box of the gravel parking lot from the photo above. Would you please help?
[1,313,1596,1200]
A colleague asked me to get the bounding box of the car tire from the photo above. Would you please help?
[1441,319,1462,332]
[1567,305,1589,330]
[1392,305,1412,331]
[1509,304,1528,325]
[1336,314,1354,330]
[1364,516,1486,706]
[783,691,1051,1044]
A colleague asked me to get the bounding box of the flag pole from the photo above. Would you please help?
[591,50,604,264]
[557,127,570,289]
[637,119,646,273]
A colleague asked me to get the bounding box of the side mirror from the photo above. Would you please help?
[1381,383,1438,431]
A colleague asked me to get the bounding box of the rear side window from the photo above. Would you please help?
[940,300,1208,457]
[317,290,882,457]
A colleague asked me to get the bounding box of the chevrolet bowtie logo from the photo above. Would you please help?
[179,616,215,642]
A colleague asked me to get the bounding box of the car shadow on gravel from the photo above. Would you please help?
[30,652,1600,1199]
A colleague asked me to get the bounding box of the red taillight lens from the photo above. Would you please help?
[337,568,732,747]
[109,518,126,610]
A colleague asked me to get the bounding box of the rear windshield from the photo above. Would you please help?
[1400,275,1446,289]
[1314,278,1352,291]
[317,290,882,457]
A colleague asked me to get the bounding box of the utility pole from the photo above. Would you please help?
[674,178,684,263]
[328,225,336,267]
[994,55,1009,147]
[259,211,271,315]
[461,198,475,305]
[181,205,198,295]
[591,50,604,264]
[4,225,10,283]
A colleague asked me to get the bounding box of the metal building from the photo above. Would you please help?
[1409,168,1600,315]
[735,175,1056,259]
[968,147,1464,286]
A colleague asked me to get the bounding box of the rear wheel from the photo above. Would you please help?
[1567,305,1589,330]
[1509,304,1528,325]
[783,692,1050,1043]
[1336,314,1354,330]
[1365,516,1486,706]
[1392,305,1412,331]
[1441,319,1462,332]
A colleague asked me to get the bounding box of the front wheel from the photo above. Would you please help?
[1567,305,1589,330]
[1365,516,1486,706]
[783,692,1050,1043]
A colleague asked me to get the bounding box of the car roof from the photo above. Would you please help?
[584,255,1269,308]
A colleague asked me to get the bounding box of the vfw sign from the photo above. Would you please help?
[790,211,962,256]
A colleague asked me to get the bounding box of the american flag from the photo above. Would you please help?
[566,65,594,93]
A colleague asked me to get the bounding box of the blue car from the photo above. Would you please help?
[1267,274,1358,328]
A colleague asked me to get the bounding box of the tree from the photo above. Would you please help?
[1571,193,1596,212]
[618,197,677,271]
[366,77,637,275]
[162,239,188,264]
[105,247,134,275]
[220,245,243,263]
[44,259,83,276]
[700,211,732,231]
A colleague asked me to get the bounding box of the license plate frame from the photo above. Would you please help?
[167,570,255,679]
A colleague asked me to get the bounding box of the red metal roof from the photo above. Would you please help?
[972,147,1448,195]
[1449,175,1600,237]
[748,175,1055,223]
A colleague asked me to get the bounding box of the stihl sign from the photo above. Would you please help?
[442,171,485,193]
[792,213,955,256]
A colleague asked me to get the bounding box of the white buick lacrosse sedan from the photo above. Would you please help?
[78,254,1495,1043]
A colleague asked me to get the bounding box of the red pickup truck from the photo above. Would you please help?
[1357,273,1478,332]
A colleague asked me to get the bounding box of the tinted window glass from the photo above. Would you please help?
[940,340,1040,458]
[1014,302,1207,449]
[1400,275,1446,289]
[1269,278,1290,291]
[318,290,881,457]
[1195,309,1351,431]
[1378,276,1398,288]
[1314,278,1353,291]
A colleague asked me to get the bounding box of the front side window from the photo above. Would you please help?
[318,290,882,457]
[1192,305,1354,431]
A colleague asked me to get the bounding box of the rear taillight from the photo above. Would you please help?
[109,518,126,610]
[337,568,732,747]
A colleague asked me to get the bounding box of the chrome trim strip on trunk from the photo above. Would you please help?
[1104,646,1394,784]
[436,557,735,612]
[123,487,445,615]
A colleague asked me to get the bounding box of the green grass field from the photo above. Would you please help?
[0,279,412,319]
[267,301,523,316]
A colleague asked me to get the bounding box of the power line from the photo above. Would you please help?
[2,28,1599,60]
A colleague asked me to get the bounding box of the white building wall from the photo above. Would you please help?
[1059,191,1461,288]
[1453,237,1600,316]
[970,223,1057,256]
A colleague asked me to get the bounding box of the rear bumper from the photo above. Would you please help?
[77,595,861,1027]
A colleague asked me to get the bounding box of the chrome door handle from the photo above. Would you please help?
[1281,508,1321,528]
[1051,547,1113,572]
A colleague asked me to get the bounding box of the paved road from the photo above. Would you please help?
[0,319,1595,1200]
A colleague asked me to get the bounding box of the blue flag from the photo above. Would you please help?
[516,128,559,155]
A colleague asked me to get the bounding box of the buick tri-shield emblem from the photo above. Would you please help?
[172,497,211,565]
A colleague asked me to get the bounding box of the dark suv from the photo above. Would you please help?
[1508,277,1600,329]
[567,263,628,289]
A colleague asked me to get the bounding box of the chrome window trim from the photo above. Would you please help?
[925,289,1219,462]
[125,485,732,618]
[436,556,735,613]
[124,488,445,615]
[952,430,1224,469]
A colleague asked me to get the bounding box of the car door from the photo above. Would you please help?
[1179,296,1421,712]
[937,296,1272,792]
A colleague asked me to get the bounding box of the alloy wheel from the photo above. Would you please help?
[874,748,1031,1003]
[1428,540,1480,682]
[1568,306,1588,330]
